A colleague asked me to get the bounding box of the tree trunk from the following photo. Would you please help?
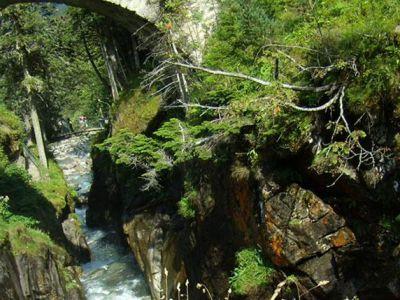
[22,114,41,180]
[81,31,110,90]
[21,53,48,170]
[101,41,120,101]
[131,36,141,71]
[171,42,189,105]
[30,104,48,169]
[112,36,127,86]
[40,122,47,144]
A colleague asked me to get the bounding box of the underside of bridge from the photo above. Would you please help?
[0,0,159,34]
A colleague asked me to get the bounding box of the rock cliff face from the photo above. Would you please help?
[0,243,84,300]
[123,210,186,299]
[89,143,400,299]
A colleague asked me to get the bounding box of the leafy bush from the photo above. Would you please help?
[0,104,23,153]
[178,190,198,219]
[184,0,400,166]
[229,248,275,295]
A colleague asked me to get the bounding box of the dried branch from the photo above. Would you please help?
[170,61,334,92]
[260,86,344,113]
[270,279,288,300]
[165,99,228,111]
[283,86,344,112]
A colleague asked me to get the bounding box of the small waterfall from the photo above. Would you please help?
[49,134,151,300]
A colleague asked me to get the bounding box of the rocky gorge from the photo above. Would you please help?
[87,134,400,299]
[50,134,151,299]
[0,1,400,299]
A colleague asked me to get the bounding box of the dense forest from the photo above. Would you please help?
[0,1,399,299]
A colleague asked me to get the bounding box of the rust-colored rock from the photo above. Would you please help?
[263,184,356,293]
[263,184,356,266]
[330,227,355,248]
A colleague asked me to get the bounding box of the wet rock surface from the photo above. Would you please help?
[76,207,151,300]
[89,137,400,299]
[49,135,93,205]
[89,148,186,300]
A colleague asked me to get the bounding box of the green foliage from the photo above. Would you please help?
[6,223,56,256]
[97,130,168,170]
[178,197,195,219]
[0,196,39,229]
[312,142,351,175]
[187,0,400,163]
[0,4,111,137]
[0,105,24,153]
[0,157,66,231]
[178,190,198,219]
[0,125,72,242]
[0,105,24,139]
[35,160,71,216]
[114,85,161,134]
[98,117,219,173]
[229,248,275,295]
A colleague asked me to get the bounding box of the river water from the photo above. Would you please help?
[49,135,150,300]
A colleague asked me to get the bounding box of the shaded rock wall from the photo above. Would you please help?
[89,138,400,299]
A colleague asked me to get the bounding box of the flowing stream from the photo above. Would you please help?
[49,134,151,300]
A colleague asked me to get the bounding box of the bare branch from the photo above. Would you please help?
[165,100,228,111]
[169,61,334,92]
[261,86,344,113]
[285,86,344,112]
[270,280,288,300]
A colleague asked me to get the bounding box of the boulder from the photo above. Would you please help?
[62,216,91,263]
[263,184,356,292]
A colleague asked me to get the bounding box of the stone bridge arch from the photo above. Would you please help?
[0,0,217,62]
[0,0,160,33]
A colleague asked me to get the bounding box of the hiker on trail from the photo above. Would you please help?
[79,116,88,129]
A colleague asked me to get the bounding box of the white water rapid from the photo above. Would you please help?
[49,134,151,300]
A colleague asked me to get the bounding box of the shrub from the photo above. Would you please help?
[0,105,23,140]
[231,161,250,181]
[178,196,196,219]
[229,248,275,295]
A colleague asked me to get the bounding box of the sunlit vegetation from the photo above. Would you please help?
[229,248,275,295]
